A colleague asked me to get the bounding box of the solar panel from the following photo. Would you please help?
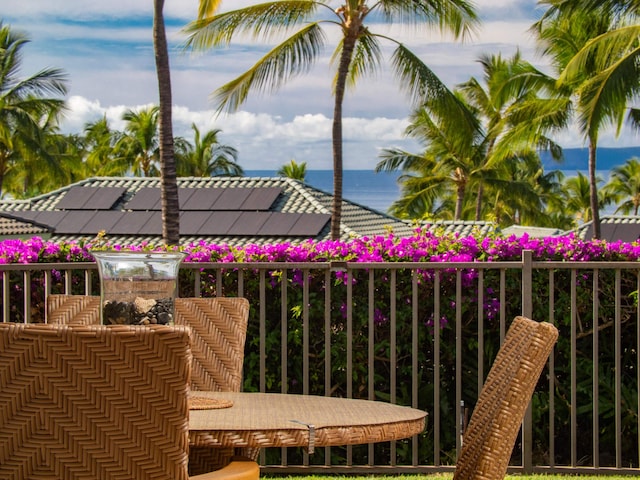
[56,187,125,210]
[78,211,124,234]
[83,187,127,209]
[181,189,224,210]
[240,187,282,210]
[211,189,251,210]
[196,211,241,235]
[178,188,197,208]
[124,188,160,210]
[52,211,97,234]
[108,212,157,235]
[123,187,283,211]
[180,211,213,235]
[288,214,331,236]
[257,213,302,236]
[29,211,69,230]
[226,212,271,235]
[54,188,96,210]
[138,212,162,235]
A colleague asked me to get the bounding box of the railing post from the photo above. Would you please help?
[522,250,533,472]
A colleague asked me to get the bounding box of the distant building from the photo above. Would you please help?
[576,215,640,243]
[0,176,416,246]
[500,225,564,239]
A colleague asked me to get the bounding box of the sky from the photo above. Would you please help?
[3,0,639,171]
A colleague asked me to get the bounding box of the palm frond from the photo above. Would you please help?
[377,0,479,39]
[185,1,321,49]
[375,148,431,173]
[576,40,640,137]
[196,0,223,20]
[560,24,640,82]
[212,23,325,112]
[391,44,477,136]
[628,107,640,130]
[5,68,68,100]
[335,32,382,90]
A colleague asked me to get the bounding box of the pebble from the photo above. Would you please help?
[102,297,174,325]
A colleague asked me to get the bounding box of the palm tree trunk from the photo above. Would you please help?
[330,31,358,240]
[475,184,484,221]
[455,180,465,221]
[153,0,180,246]
[588,137,601,239]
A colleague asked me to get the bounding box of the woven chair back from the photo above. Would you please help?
[47,295,249,392]
[47,294,254,474]
[0,323,191,480]
[452,316,558,480]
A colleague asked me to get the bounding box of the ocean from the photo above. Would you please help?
[248,144,640,215]
[247,169,402,213]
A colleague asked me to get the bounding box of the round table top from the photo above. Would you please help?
[189,391,426,451]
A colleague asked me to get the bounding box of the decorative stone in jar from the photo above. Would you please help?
[92,250,185,326]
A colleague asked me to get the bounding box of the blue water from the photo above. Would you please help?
[247,170,402,213]
[247,167,620,215]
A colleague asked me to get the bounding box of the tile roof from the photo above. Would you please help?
[0,176,415,246]
[500,225,564,238]
[416,220,498,238]
[575,215,640,242]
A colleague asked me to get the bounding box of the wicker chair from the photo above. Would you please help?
[452,316,558,480]
[47,295,250,392]
[47,294,254,474]
[0,323,259,480]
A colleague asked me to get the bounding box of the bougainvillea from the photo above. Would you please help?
[2,228,639,264]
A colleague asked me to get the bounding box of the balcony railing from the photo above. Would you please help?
[1,252,639,475]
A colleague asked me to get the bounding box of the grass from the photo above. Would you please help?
[264,475,633,480]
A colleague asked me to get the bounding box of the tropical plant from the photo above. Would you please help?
[377,52,568,224]
[0,22,68,198]
[277,159,307,182]
[556,171,617,224]
[3,111,74,198]
[457,51,568,219]
[177,123,242,177]
[375,92,482,220]
[534,0,638,238]
[603,157,640,215]
[82,117,127,176]
[116,106,161,177]
[184,0,479,240]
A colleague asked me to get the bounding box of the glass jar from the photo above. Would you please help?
[92,250,185,326]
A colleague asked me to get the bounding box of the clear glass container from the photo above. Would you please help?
[92,251,185,326]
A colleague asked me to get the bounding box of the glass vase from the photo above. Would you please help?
[92,250,185,326]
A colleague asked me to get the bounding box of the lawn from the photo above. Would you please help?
[265,475,633,480]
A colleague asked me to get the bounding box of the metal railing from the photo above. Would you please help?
[1,252,639,475]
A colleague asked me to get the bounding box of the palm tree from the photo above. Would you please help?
[153,0,181,245]
[0,22,68,197]
[83,117,128,176]
[278,159,307,182]
[376,92,483,220]
[534,1,637,238]
[457,51,568,219]
[117,106,161,177]
[603,157,640,215]
[558,171,615,225]
[185,0,479,240]
[377,148,453,219]
[377,52,568,223]
[177,123,242,176]
[3,111,74,198]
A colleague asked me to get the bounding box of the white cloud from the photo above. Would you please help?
[5,0,639,173]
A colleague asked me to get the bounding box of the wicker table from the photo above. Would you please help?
[189,391,426,453]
